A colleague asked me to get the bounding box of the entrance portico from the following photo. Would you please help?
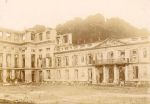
[95,65,126,84]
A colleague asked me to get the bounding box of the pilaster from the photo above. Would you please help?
[103,66,109,83]
[125,65,128,81]
[2,53,7,83]
[113,65,119,84]
[92,67,97,84]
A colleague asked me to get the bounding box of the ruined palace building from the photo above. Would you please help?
[0,29,150,85]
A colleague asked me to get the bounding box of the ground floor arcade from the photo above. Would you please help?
[52,64,150,84]
[95,65,127,84]
[0,69,44,83]
[54,65,128,84]
[0,64,149,85]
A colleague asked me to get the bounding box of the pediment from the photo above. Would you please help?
[94,38,127,48]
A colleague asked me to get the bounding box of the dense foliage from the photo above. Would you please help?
[56,14,150,44]
[25,25,47,33]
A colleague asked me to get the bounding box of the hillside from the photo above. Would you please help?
[56,14,150,44]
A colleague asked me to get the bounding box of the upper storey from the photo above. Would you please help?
[56,33,72,45]
[0,31,23,43]
[120,36,150,44]
[23,29,57,43]
[55,33,150,53]
[0,28,57,44]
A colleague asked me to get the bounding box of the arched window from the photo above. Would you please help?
[6,54,11,67]
[14,54,19,68]
[31,33,35,41]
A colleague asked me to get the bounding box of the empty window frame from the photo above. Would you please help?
[133,66,139,79]
[47,70,51,79]
[63,35,68,43]
[31,33,35,41]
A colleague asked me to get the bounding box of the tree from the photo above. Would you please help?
[56,14,149,44]
[26,25,46,33]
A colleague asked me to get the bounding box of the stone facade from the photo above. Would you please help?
[54,34,150,85]
[0,29,150,85]
[0,29,56,83]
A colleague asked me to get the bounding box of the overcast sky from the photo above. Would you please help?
[0,0,150,31]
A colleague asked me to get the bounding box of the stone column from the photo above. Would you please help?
[35,54,37,68]
[103,66,109,83]
[92,67,97,84]
[43,32,46,41]
[113,65,119,84]
[3,53,7,83]
[25,48,31,82]
[11,53,15,80]
[11,53,14,68]
[36,70,39,82]
[125,49,130,62]
[69,68,74,82]
[43,50,46,68]
[25,49,31,68]
[46,58,49,68]
[125,65,128,81]
[25,70,32,83]
[11,70,15,80]
[19,53,22,68]
[51,55,54,68]
[37,53,39,68]
[68,54,72,67]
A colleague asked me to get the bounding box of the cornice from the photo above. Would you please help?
[0,40,55,46]
[54,41,150,54]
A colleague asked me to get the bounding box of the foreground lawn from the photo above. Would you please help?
[0,99,34,104]
[0,84,149,104]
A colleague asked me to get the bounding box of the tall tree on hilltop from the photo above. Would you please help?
[56,14,150,44]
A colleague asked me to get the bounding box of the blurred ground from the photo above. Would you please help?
[0,84,149,104]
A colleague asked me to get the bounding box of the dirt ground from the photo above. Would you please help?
[0,84,149,104]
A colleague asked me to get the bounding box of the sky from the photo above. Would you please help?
[0,0,150,31]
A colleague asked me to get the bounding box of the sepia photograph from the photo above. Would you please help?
[0,0,150,104]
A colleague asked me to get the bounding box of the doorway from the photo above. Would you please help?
[21,71,25,82]
[39,71,43,82]
[31,54,35,68]
[96,67,103,83]
[31,71,36,82]
[109,66,114,83]
[119,66,125,81]
[14,55,18,68]
[88,68,92,82]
